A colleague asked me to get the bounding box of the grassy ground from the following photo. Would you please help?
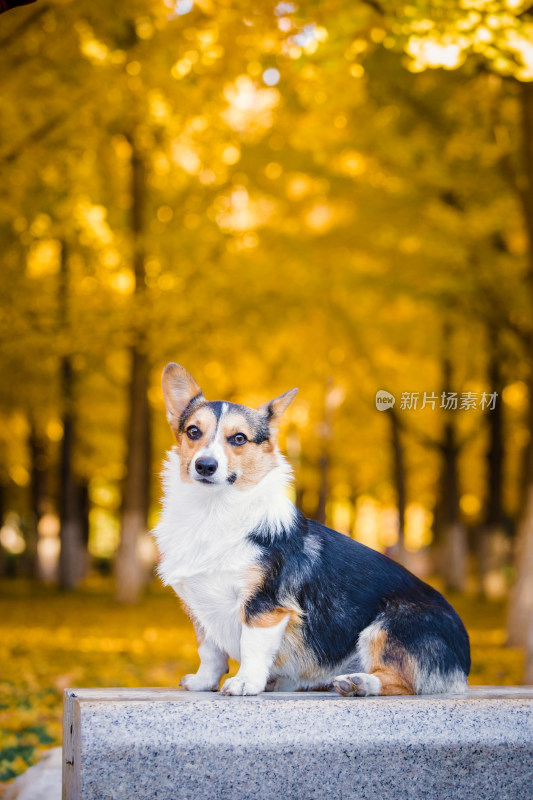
[0,578,525,787]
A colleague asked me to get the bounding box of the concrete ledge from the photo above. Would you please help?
[63,687,533,800]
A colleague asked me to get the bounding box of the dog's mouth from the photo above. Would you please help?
[194,473,238,486]
[192,471,238,486]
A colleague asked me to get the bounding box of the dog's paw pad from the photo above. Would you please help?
[333,679,353,695]
[333,673,380,697]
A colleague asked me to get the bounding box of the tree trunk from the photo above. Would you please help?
[478,330,507,598]
[28,421,49,579]
[508,82,533,645]
[80,479,90,550]
[440,421,468,592]
[115,141,151,604]
[312,379,345,526]
[116,349,151,602]
[388,408,408,565]
[286,426,304,512]
[315,453,329,526]
[433,341,468,592]
[508,479,533,647]
[507,375,533,644]
[348,483,358,539]
[58,242,87,590]
[314,380,332,525]
[58,357,87,589]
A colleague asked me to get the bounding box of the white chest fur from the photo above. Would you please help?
[171,566,252,660]
[152,450,296,660]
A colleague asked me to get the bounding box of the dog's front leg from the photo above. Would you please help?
[180,639,229,692]
[220,615,289,696]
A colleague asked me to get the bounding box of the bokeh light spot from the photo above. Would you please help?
[263,68,280,86]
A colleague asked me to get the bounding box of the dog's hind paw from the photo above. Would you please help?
[332,673,381,697]
[179,674,220,692]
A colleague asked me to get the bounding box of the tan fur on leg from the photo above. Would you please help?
[372,667,415,696]
[366,626,416,695]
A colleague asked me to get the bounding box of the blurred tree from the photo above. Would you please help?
[389,408,407,565]
[115,142,151,604]
[478,326,506,596]
[507,82,533,647]
[58,242,88,590]
[28,420,48,577]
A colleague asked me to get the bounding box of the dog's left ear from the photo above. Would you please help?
[162,363,204,430]
[257,388,298,425]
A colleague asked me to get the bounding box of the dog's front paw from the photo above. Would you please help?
[179,673,220,692]
[333,673,381,697]
[220,676,265,696]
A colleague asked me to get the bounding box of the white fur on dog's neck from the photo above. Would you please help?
[153,449,296,586]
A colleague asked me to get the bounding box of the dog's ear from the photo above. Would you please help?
[257,388,298,426]
[162,363,204,429]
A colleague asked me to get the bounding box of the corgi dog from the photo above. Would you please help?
[153,363,470,697]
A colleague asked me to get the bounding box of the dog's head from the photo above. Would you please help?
[162,363,297,490]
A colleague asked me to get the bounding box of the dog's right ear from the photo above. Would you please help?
[161,363,204,430]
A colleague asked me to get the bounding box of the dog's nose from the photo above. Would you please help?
[195,457,218,478]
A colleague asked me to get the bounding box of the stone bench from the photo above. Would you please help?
[63,687,533,800]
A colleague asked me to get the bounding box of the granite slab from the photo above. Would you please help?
[63,687,533,800]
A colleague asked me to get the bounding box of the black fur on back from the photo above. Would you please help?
[245,511,470,678]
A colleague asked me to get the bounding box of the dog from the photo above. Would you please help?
[153,363,470,697]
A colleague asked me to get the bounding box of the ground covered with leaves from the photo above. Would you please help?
[0,579,524,787]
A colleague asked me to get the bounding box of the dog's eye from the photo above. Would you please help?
[229,432,247,446]
[186,425,202,440]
